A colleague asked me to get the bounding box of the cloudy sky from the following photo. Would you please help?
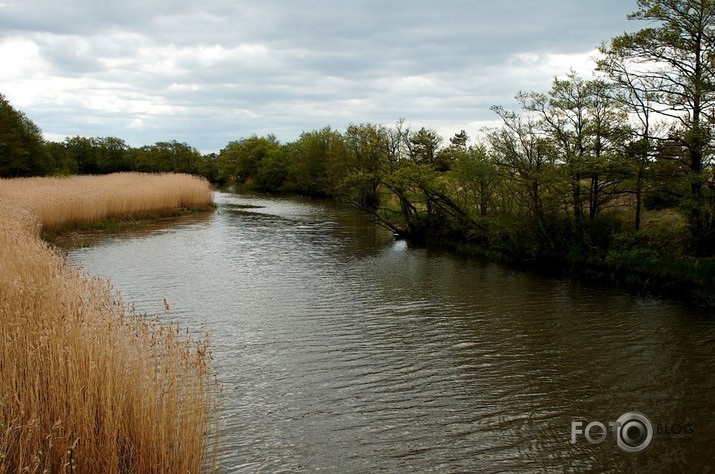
[0,1,639,153]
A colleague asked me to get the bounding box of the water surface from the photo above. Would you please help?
[64,191,715,472]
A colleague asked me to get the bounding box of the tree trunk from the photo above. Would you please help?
[590,175,599,220]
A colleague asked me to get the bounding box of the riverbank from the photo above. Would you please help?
[40,206,215,246]
[429,231,715,309]
[231,184,715,307]
[0,173,220,473]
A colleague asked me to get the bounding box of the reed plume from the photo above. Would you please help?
[0,172,214,229]
[0,173,220,473]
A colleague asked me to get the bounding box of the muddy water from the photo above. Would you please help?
[63,191,715,472]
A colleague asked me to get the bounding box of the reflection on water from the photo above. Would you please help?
[63,191,715,472]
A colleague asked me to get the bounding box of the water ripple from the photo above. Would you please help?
[64,192,715,472]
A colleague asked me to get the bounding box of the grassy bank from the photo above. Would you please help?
[0,173,220,473]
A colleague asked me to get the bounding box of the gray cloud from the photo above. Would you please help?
[0,0,637,152]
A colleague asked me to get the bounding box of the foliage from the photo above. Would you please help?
[217,135,281,187]
[0,93,47,177]
[599,0,715,254]
[287,127,349,196]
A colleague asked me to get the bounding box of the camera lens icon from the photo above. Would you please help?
[615,412,653,453]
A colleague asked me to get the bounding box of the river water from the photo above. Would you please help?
[62,191,715,472]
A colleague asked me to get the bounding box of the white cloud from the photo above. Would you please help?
[0,0,638,152]
[0,38,48,105]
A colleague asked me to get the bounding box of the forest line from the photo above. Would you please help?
[2,0,714,301]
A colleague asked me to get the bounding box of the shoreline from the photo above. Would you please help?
[42,205,216,247]
[0,173,220,473]
[428,235,715,309]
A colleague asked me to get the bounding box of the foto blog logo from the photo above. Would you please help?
[571,412,654,453]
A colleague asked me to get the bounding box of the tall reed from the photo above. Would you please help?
[0,172,214,229]
[0,173,219,473]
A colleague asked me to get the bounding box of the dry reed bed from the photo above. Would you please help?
[0,172,214,229]
[0,174,219,473]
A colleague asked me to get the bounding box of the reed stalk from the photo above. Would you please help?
[0,172,214,229]
[0,173,220,473]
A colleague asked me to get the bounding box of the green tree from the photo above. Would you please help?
[155,141,202,173]
[342,123,391,210]
[217,135,280,185]
[435,130,470,173]
[95,137,129,173]
[0,93,47,177]
[488,106,568,255]
[196,152,221,183]
[599,0,715,254]
[254,145,289,191]
[407,127,446,169]
[519,72,630,224]
[44,140,76,175]
[289,127,348,196]
[65,136,99,174]
[449,144,498,219]
[598,38,666,230]
[450,130,469,151]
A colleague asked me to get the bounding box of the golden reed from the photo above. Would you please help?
[0,173,220,473]
[0,172,214,229]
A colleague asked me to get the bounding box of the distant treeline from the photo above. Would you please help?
[2,0,714,301]
[0,107,220,179]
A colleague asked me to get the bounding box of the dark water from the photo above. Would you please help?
[63,191,715,472]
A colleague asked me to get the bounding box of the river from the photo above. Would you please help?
[61,190,715,472]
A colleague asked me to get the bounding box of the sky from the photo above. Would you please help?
[0,1,640,153]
